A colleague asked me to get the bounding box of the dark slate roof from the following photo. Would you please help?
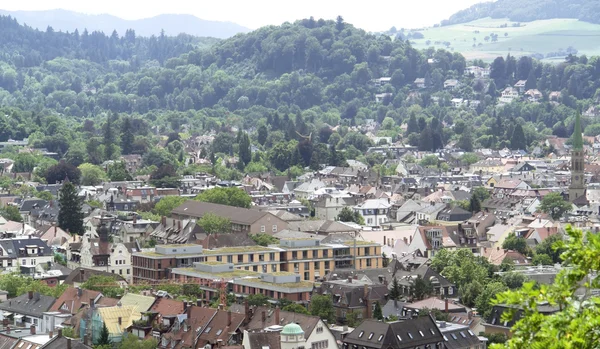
[318,280,388,308]
[343,316,444,349]
[10,237,53,257]
[0,292,56,317]
[486,304,559,329]
[441,326,482,349]
[244,332,280,349]
[41,336,92,349]
[19,199,47,212]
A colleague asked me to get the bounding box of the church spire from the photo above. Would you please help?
[573,111,583,150]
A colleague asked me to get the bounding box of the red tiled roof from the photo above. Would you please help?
[150,298,184,317]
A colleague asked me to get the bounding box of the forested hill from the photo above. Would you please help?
[0,15,218,65]
[442,0,600,25]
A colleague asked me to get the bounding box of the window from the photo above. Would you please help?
[216,256,222,262]
[312,250,317,258]
[269,253,275,260]
[368,333,374,339]
[358,331,364,338]
[22,259,26,265]
[119,269,123,275]
[304,262,310,270]
[366,259,372,267]
[227,255,233,263]
[304,272,309,280]
[378,334,384,342]
[419,330,424,337]
[324,261,330,270]
[271,264,277,272]
[451,334,457,340]
[261,225,265,233]
[408,332,413,339]
[127,269,130,274]
[314,262,319,269]
[272,225,277,232]
[302,251,308,258]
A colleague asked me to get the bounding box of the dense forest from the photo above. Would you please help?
[442,0,600,25]
[0,14,600,186]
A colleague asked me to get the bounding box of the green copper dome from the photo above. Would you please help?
[573,112,583,150]
[281,323,304,336]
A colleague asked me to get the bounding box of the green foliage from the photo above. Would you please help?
[373,301,383,320]
[54,252,67,266]
[389,277,401,300]
[119,333,157,349]
[539,192,572,220]
[78,163,107,186]
[534,233,564,264]
[469,194,482,213]
[81,275,123,298]
[61,327,76,338]
[420,155,439,167]
[502,233,530,255]
[58,182,84,235]
[431,249,492,292]
[460,152,480,165]
[419,307,450,321]
[97,323,111,346]
[250,233,278,246]
[491,225,600,348]
[45,161,81,185]
[195,187,252,208]
[153,196,186,217]
[472,186,491,202]
[247,293,270,307]
[282,303,309,315]
[345,311,361,327]
[476,281,508,319]
[107,161,132,181]
[310,294,335,324]
[0,205,22,222]
[501,272,527,289]
[532,253,553,266]
[411,275,433,300]
[336,206,365,225]
[197,212,231,235]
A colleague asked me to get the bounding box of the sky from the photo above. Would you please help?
[2,0,488,31]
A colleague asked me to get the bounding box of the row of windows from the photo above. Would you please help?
[260,225,278,233]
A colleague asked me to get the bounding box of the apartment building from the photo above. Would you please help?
[132,238,382,284]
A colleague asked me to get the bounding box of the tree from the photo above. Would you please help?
[120,117,134,155]
[337,207,361,224]
[238,133,251,167]
[119,333,157,349]
[103,114,115,160]
[0,205,22,222]
[472,186,491,203]
[491,226,600,348]
[539,192,571,220]
[411,275,433,300]
[149,164,180,188]
[476,281,508,319]
[501,272,527,289]
[510,124,527,150]
[469,194,481,213]
[502,233,529,255]
[153,196,186,217]
[62,327,76,338]
[461,153,480,165]
[81,275,122,298]
[247,293,270,307]
[195,187,252,208]
[198,212,231,235]
[283,303,309,315]
[430,249,491,291]
[107,161,132,181]
[310,294,335,323]
[97,323,111,345]
[373,301,383,320]
[390,277,401,300]
[78,163,107,186]
[532,253,553,266]
[257,125,268,146]
[460,281,483,307]
[534,234,564,263]
[58,181,84,235]
[45,161,81,185]
[458,131,474,151]
[250,233,278,246]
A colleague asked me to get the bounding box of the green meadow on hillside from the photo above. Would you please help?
[407,17,600,61]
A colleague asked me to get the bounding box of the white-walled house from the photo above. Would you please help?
[0,291,69,333]
[353,199,392,227]
[0,237,54,272]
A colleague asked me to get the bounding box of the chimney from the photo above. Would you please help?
[118,317,122,326]
[244,300,250,323]
[30,325,36,335]
[161,216,166,226]
[227,310,232,327]
[28,291,33,300]
[197,299,202,307]
[366,299,372,319]
[409,235,412,244]
[445,298,449,313]
[218,304,224,311]
[538,216,541,223]
[6,326,9,334]
[468,311,473,320]
[54,223,57,237]
[2,319,8,326]
[90,298,95,309]
[383,235,386,246]
[261,310,266,323]
[133,215,137,224]
[274,307,280,326]
[363,284,369,299]
[347,277,352,284]
[77,287,82,298]
[178,220,182,231]
[49,331,53,339]
[497,246,500,251]
[84,334,89,346]
[58,328,62,337]
[67,338,72,349]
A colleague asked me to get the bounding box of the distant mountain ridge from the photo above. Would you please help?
[442,0,600,26]
[0,9,250,38]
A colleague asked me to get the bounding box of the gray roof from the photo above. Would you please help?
[42,336,92,349]
[0,292,56,317]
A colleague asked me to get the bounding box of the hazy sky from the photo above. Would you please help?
[3,0,487,31]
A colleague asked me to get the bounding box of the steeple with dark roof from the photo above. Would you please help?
[572,111,583,150]
[569,111,586,202]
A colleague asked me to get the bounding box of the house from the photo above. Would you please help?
[499,87,519,104]
[49,287,103,315]
[0,237,55,273]
[293,179,327,199]
[437,206,472,222]
[172,201,289,235]
[407,225,454,258]
[125,186,157,204]
[19,200,48,226]
[92,305,141,343]
[373,77,392,86]
[451,98,464,108]
[119,155,143,174]
[444,79,460,90]
[483,247,530,266]
[313,194,357,221]
[484,304,558,337]
[525,89,542,102]
[353,199,392,227]
[437,321,486,348]
[514,80,527,93]
[41,331,93,349]
[148,218,200,245]
[414,78,426,89]
[0,291,60,332]
[464,66,490,78]
[413,203,446,225]
[584,106,600,118]
[64,267,126,287]
[315,278,388,324]
[341,316,445,349]
[471,159,504,175]
[375,93,392,103]
[549,91,562,101]
[403,297,466,315]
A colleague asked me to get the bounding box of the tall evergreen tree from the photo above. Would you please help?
[120,117,134,155]
[469,194,482,213]
[373,301,383,320]
[418,126,434,151]
[390,277,401,300]
[103,114,115,160]
[238,133,251,167]
[257,125,268,146]
[406,114,419,135]
[97,322,111,345]
[58,181,84,235]
[511,124,527,150]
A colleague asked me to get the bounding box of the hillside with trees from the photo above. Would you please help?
[442,0,600,26]
[0,14,599,184]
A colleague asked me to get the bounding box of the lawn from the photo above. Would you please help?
[408,18,600,62]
